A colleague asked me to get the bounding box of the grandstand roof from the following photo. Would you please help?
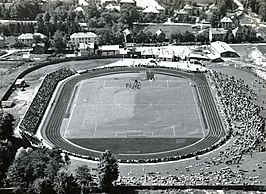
[210,41,237,54]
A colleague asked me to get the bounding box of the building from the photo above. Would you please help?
[210,41,240,58]
[18,33,46,47]
[142,6,160,14]
[209,28,227,42]
[220,17,233,30]
[1,100,15,108]
[182,4,193,15]
[99,45,120,56]
[0,35,5,48]
[74,6,84,12]
[79,43,95,56]
[105,3,120,11]
[70,32,98,48]
[15,78,27,88]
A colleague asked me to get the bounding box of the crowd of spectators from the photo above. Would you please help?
[20,67,75,135]
[209,71,265,161]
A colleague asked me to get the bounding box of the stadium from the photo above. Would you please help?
[14,58,266,187]
[37,65,226,162]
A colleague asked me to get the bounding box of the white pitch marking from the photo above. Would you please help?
[172,125,176,137]
[93,125,97,137]
[166,80,169,88]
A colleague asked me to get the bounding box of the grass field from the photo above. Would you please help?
[61,72,205,154]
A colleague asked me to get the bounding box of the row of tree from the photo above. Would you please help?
[5,147,119,194]
[0,110,18,188]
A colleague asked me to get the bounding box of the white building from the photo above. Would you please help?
[210,41,240,58]
[70,32,98,48]
[17,33,46,46]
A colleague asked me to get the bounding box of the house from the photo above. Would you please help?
[183,4,194,15]
[105,3,120,11]
[18,33,46,47]
[99,45,120,56]
[135,0,164,10]
[209,28,227,42]
[0,35,5,48]
[232,25,257,41]
[70,32,98,48]
[220,17,233,30]
[74,6,84,13]
[210,41,240,58]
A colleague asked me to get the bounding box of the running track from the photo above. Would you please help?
[40,67,226,161]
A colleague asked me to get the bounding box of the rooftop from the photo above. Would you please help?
[142,6,160,14]
[210,41,237,54]
[18,33,46,40]
[70,32,98,38]
[220,16,233,23]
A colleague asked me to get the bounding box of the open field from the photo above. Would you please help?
[62,73,204,154]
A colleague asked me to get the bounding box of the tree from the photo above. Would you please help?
[97,149,119,192]
[31,177,55,194]
[0,139,16,187]
[52,30,67,52]
[0,111,14,140]
[6,148,67,193]
[54,171,79,194]
[75,165,95,193]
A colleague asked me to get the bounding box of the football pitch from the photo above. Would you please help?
[60,72,206,155]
